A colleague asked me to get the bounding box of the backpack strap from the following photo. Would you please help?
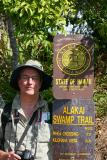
[47,101,52,124]
[1,102,12,150]
[15,109,38,151]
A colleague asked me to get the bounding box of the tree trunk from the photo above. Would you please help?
[6,16,18,69]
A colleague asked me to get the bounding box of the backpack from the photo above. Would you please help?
[0,102,14,150]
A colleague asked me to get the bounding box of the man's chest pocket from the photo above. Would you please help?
[37,122,51,142]
[5,123,15,143]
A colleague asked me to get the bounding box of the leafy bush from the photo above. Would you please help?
[94,90,107,118]
[94,74,107,118]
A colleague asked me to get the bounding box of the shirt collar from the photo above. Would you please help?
[12,94,47,111]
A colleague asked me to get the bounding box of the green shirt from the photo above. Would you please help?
[0,94,52,160]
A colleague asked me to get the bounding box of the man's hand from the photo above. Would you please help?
[8,151,21,160]
[0,150,21,160]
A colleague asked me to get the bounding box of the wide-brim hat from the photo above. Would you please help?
[10,60,52,91]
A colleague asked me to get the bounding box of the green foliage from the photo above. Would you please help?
[1,0,74,80]
[1,0,107,117]
[41,88,54,103]
[72,0,107,60]
[94,90,107,118]
[94,73,107,117]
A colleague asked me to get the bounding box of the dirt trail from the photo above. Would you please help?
[96,117,107,160]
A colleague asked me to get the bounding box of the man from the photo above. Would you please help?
[0,60,52,160]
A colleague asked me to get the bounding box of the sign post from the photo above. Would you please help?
[52,34,94,160]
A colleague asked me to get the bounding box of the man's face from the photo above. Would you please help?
[18,68,42,95]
